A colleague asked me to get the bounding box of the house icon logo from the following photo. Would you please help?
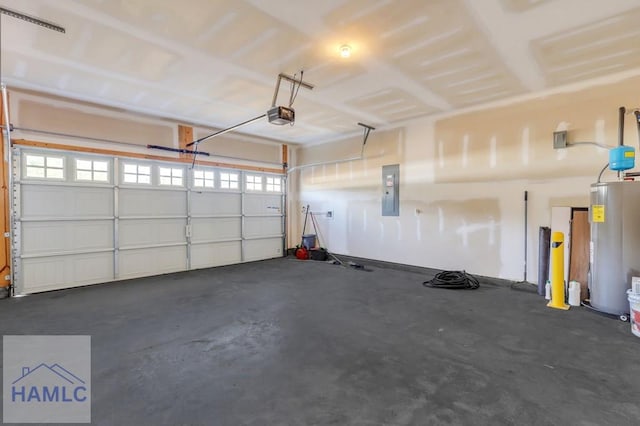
[11,363,88,403]
[3,335,91,423]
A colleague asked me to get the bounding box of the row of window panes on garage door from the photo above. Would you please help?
[22,153,283,192]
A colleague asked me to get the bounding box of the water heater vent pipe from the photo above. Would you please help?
[618,106,626,147]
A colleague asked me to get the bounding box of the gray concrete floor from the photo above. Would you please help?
[1,257,639,425]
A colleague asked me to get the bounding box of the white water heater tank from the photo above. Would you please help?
[589,181,640,315]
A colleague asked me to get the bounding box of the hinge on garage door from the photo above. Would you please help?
[185,224,192,238]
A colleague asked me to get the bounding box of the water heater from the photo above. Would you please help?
[589,181,640,315]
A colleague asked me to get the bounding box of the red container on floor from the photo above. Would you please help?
[295,247,308,260]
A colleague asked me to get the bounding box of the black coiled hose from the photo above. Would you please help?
[422,270,480,290]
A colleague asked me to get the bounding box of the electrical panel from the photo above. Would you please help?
[382,164,399,216]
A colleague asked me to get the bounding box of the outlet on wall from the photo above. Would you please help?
[326,210,333,219]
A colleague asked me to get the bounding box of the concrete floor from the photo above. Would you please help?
[1,257,639,425]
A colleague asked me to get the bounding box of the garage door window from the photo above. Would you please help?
[76,159,109,182]
[24,154,65,180]
[159,167,184,186]
[246,175,263,191]
[123,163,151,184]
[219,172,238,189]
[194,170,214,188]
[265,177,281,192]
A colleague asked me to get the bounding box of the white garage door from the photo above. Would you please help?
[12,148,285,294]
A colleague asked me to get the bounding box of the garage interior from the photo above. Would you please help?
[1,1,640,425]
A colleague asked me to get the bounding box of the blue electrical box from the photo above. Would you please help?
[609,146,635,171]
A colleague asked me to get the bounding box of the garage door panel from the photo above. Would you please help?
[244,217,282,238]
[21,185,113,218]
[119,189,186,217]
[191,192,241,216]
[22,220,113,255]
[244,194,282,215]
[191,241,241,269]
[119,246,187,279]
[244,238,282,262]
[21,252,114,293]
[119,218,187,247]
[191,218,241,242]
[15,149,287,292]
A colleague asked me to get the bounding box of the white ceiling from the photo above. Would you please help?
[1,0,640,145]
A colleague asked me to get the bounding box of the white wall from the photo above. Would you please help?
[7,88,284,168]
[292,75,640,282]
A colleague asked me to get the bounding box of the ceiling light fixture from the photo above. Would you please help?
[339,44,352,58]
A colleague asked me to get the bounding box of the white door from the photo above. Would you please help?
[189,170,242,269]
[242,173,284,261]
[13,149,285,294]
[117,161,188,280]
[15,151,115,293]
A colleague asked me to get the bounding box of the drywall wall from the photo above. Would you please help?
[292,75,640,282]
[7,89,283,166]
[18,98,174,148]
[10,89,174,151]
[195,130,281,164]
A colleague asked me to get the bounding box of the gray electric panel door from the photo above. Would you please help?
[382,164,399,216]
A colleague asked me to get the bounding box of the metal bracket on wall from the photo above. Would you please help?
[358,122,376,156]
